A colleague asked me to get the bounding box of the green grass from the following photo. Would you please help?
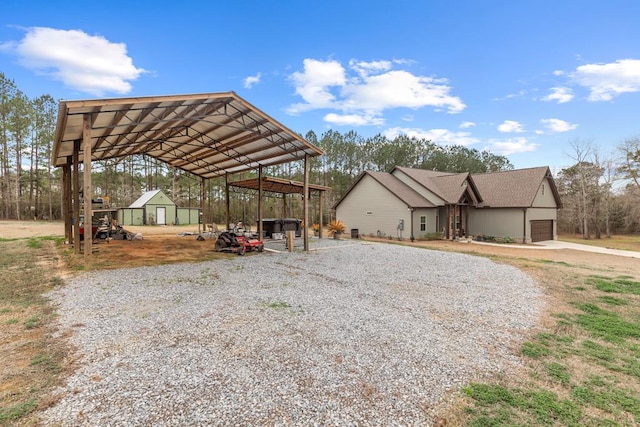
[0,237,68,426]
[0,399,38,422]
[460,271,640,426]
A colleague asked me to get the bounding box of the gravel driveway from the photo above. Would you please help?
[43,240,542,426]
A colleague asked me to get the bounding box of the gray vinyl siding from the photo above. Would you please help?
[336,174,414,237]
[469,208,525,241]
[532,178,557,208]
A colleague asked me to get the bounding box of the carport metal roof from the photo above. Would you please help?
[52,91,323,178]
[229,176,331,195]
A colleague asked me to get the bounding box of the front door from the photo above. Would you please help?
[156,207,166,225]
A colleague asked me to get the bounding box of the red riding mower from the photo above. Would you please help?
[214,226,264,255]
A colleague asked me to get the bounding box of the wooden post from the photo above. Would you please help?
[318,190,323,239]
[83,114,93,261]
[199,177,205,234]
[287,230,294,252]
[62,163,72,244]
[258,166,263,241]
[225,173,230,231]
[303,155,310,251]
[73,141,80,253]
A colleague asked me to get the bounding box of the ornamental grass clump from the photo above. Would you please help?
[327,219,346,237]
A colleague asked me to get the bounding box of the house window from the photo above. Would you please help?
[542,184,545,195]
[420,216,426,232]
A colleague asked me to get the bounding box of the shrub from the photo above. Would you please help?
[327,220,346,235]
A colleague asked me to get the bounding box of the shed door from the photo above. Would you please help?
[156,207,166,225]
[531,220,553,242]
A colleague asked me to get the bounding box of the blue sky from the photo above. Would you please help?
[1,1,639,172]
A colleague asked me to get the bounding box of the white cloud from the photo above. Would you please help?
[243,72,261,89]
[459,121,475,129]
[571,58,640,101]
[383,127,479,146]
[540,118,578,133]
[287,58,346,113]
[287,58,466,120]
[497,120,525,133]
[324,113,384,126]
[1,27,146,96]
[348,59,393,78]
[542,86,574,103]
[486,137,538,155]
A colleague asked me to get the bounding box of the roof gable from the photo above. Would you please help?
[129,190,170,208]
[392,166,481,204]
[333,171,434,209]
[471,166,561,208]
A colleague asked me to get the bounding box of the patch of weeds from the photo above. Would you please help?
[521,341,552,359]
[536,331,575,346]
[464,384,582,425]
[587,276,640,295]
[50,276,64,287]
[519,389,582,425]
[24,315,40,329]
[581,340,616,362]
[463,383,514,406]
[598,295,629,306]
[574,286,587,291]
[26,237,42,249]
[0,399,38,421]
[545,362,571,385]
[620,355,640,379]
[574,303,640,343]
[265,301,291,310]
[0,307,10,314]
[539,259,571,266]
[4,317,19,325]
[572,381,640,421]
[30,353,62,373]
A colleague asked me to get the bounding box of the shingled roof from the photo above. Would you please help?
[334,165,561,211]
[337,171,435,209]
[393,166,481,204]
[471,166,562,208]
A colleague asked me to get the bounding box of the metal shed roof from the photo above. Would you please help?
[229,176,331,195]
[52,92,323,178]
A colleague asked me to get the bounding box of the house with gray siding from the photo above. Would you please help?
[334,166,562,243]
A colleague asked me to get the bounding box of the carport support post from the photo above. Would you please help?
[303,155,310,251]
[73,141,80,253]
[62,163,72,244]
[83,113,93,261]
[318,190,323,239]
[225,173,230,231]
[258,166,263,241]
[199,177,205,234]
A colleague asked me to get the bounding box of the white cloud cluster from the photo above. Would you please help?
[540,118,578,133]
[486,137,538,156]
[550,58,640,102]
[1,27,146,96]
[497,120,525,133]
[383,127,478,146]
[287,58,465,125]
[542,86,574,103]
[243,72,261,89]
[572,58,640,101]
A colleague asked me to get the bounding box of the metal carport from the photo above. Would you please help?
[52,92,324,261]
[228,176,331,238]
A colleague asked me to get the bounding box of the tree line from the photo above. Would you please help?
[1,72,639,236]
